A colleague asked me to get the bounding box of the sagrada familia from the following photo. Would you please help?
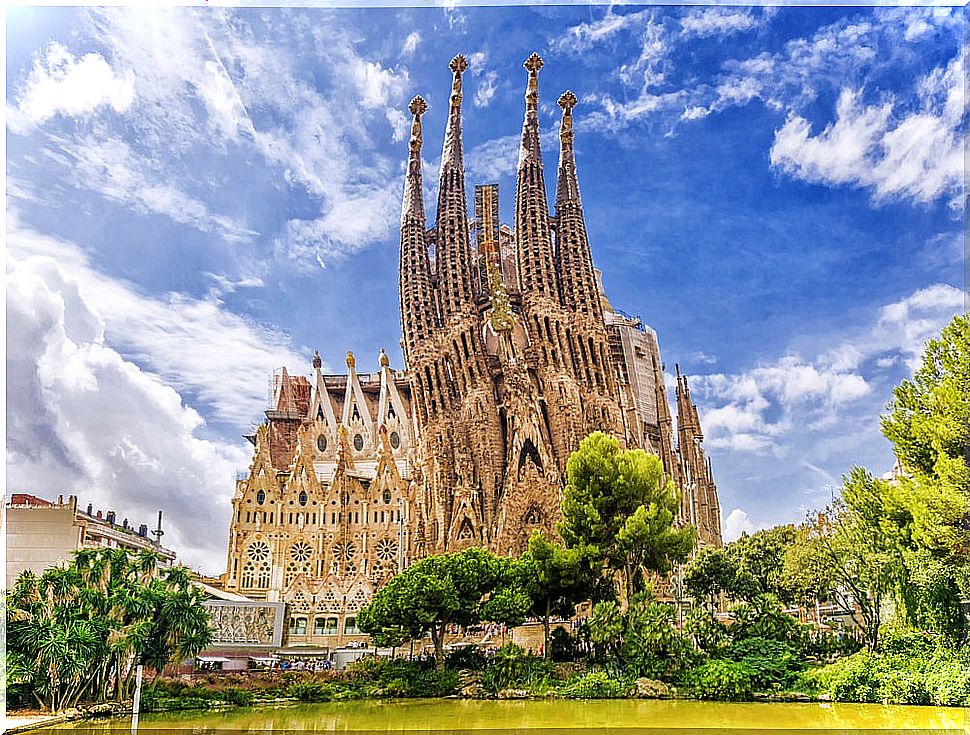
[220,54,722,645]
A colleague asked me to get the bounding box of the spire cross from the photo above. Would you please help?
[449,54,467,107]
[558,90,577,142]
[524,52,543,104]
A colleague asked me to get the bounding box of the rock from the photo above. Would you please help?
[496,688,530,699]
[632,678,670,699]
[63,708,82,719]
[818,693,832,701]
[84,703,117,717]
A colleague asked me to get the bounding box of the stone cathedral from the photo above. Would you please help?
[221,54,722,646]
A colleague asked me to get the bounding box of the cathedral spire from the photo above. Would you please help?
[553,90,600,315]
[399,95,437,352]
[402,95,428,226]
[435,54,476,318]
[514,52,559,300]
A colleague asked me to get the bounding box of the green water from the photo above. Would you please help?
[43,699,969,734]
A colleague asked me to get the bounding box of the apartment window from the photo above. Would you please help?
[289,617,308,636]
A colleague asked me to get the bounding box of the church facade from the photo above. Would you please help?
[221,54,722,647]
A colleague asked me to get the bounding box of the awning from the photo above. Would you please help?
[196,656,231,663]
[248,656,278,663]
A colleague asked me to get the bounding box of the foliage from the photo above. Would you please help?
[358,547,526,669]
[621,601,695,680]
[684,606,727,654]
[682,659,757,701]
[727,526,799,604]
[806,626,970,706]
[550,627,579,662]
[728,594,803,645]
[6,548,212,712]
[558,670,630,699]
[559,432,695,602]
[683,548,739,609]
[480,643,554,692]
[723,637,801,690]
[514,531,587,658]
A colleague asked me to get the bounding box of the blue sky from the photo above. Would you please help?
[6,4,966,572]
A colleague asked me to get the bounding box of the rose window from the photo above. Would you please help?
[375,539,398,562]
[290,542,313,562]
[247,541,270,562]
[332,542,357,561]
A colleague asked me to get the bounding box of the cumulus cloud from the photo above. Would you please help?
[7,41,135,132]
[770,53,965,209]
[9,8,410,266]
[680,8,762,38]
[691,283,964,453]
[7,220,307,428]
[6,253,251,572]
[723,508,756,543]
[475,71,498,108]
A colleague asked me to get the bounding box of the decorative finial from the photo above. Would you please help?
[312,350,322,369]
[408,95,427,117]
[379,348,390,368]
[449,54,469,75]
[524,52,544,74]
[558,90,578,112]
[346,351,356,370]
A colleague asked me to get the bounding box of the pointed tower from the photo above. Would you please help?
[675,365,722,547]
[554,91,601,317]
[435,54,476,319]
[400,96,437,355]
[514,53,559,301]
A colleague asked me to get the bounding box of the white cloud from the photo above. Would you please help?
[553,9,652,53]
[57,135,256,243]
[680,8,761,38]
[8,41,135,132]
[475,71,499,108]
[7,220,307,428]
[6,253,250,572]
[401,31,421,57]
[770,53,965,209]
[723,508,756,543]
[690,283,964,453]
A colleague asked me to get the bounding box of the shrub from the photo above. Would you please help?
[481,643,553,692]
[550,627,578,662]
[559,670,630,699]
[685,606,728,654]
[724,637,801,690]
[924,654,970,707]
[682,659,757,701]
[729,594,802,644]
[286,681,338,702]
[622,602,696,681]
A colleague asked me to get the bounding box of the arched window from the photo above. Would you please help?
[317,434,328,452]
[299,491,308,506]
[256,489,265,505]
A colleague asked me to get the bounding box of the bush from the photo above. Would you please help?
[559,670,630,699]
[285,680,339,702]
[729,594,802,644]
[685,607,727,654]
[924,654,970,707]
[682,659,757,701]
[723,637,801,690]
[622,602,696,681]
[481,643,554,692]
[550,627,578,662]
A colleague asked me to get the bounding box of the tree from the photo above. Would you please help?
[358,547,526,669]
[6,548,212,712]
[728,526,799,604]
[559,432,696,603]
[684,548,739,610]
[514,531,586,659]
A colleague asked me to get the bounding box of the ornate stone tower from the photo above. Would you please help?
[398,54,627,555]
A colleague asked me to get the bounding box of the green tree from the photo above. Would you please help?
[559,432,696,603]
[515,531,586,659]
[6,548,212,712]
[357,547,526,669]
[684,548,739,610]
[728,526,799,604]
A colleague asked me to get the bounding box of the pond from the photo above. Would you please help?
[39,699,969,734]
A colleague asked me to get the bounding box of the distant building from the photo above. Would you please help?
[4,494,176,588]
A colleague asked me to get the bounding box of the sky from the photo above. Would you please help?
[5,3,966,573]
